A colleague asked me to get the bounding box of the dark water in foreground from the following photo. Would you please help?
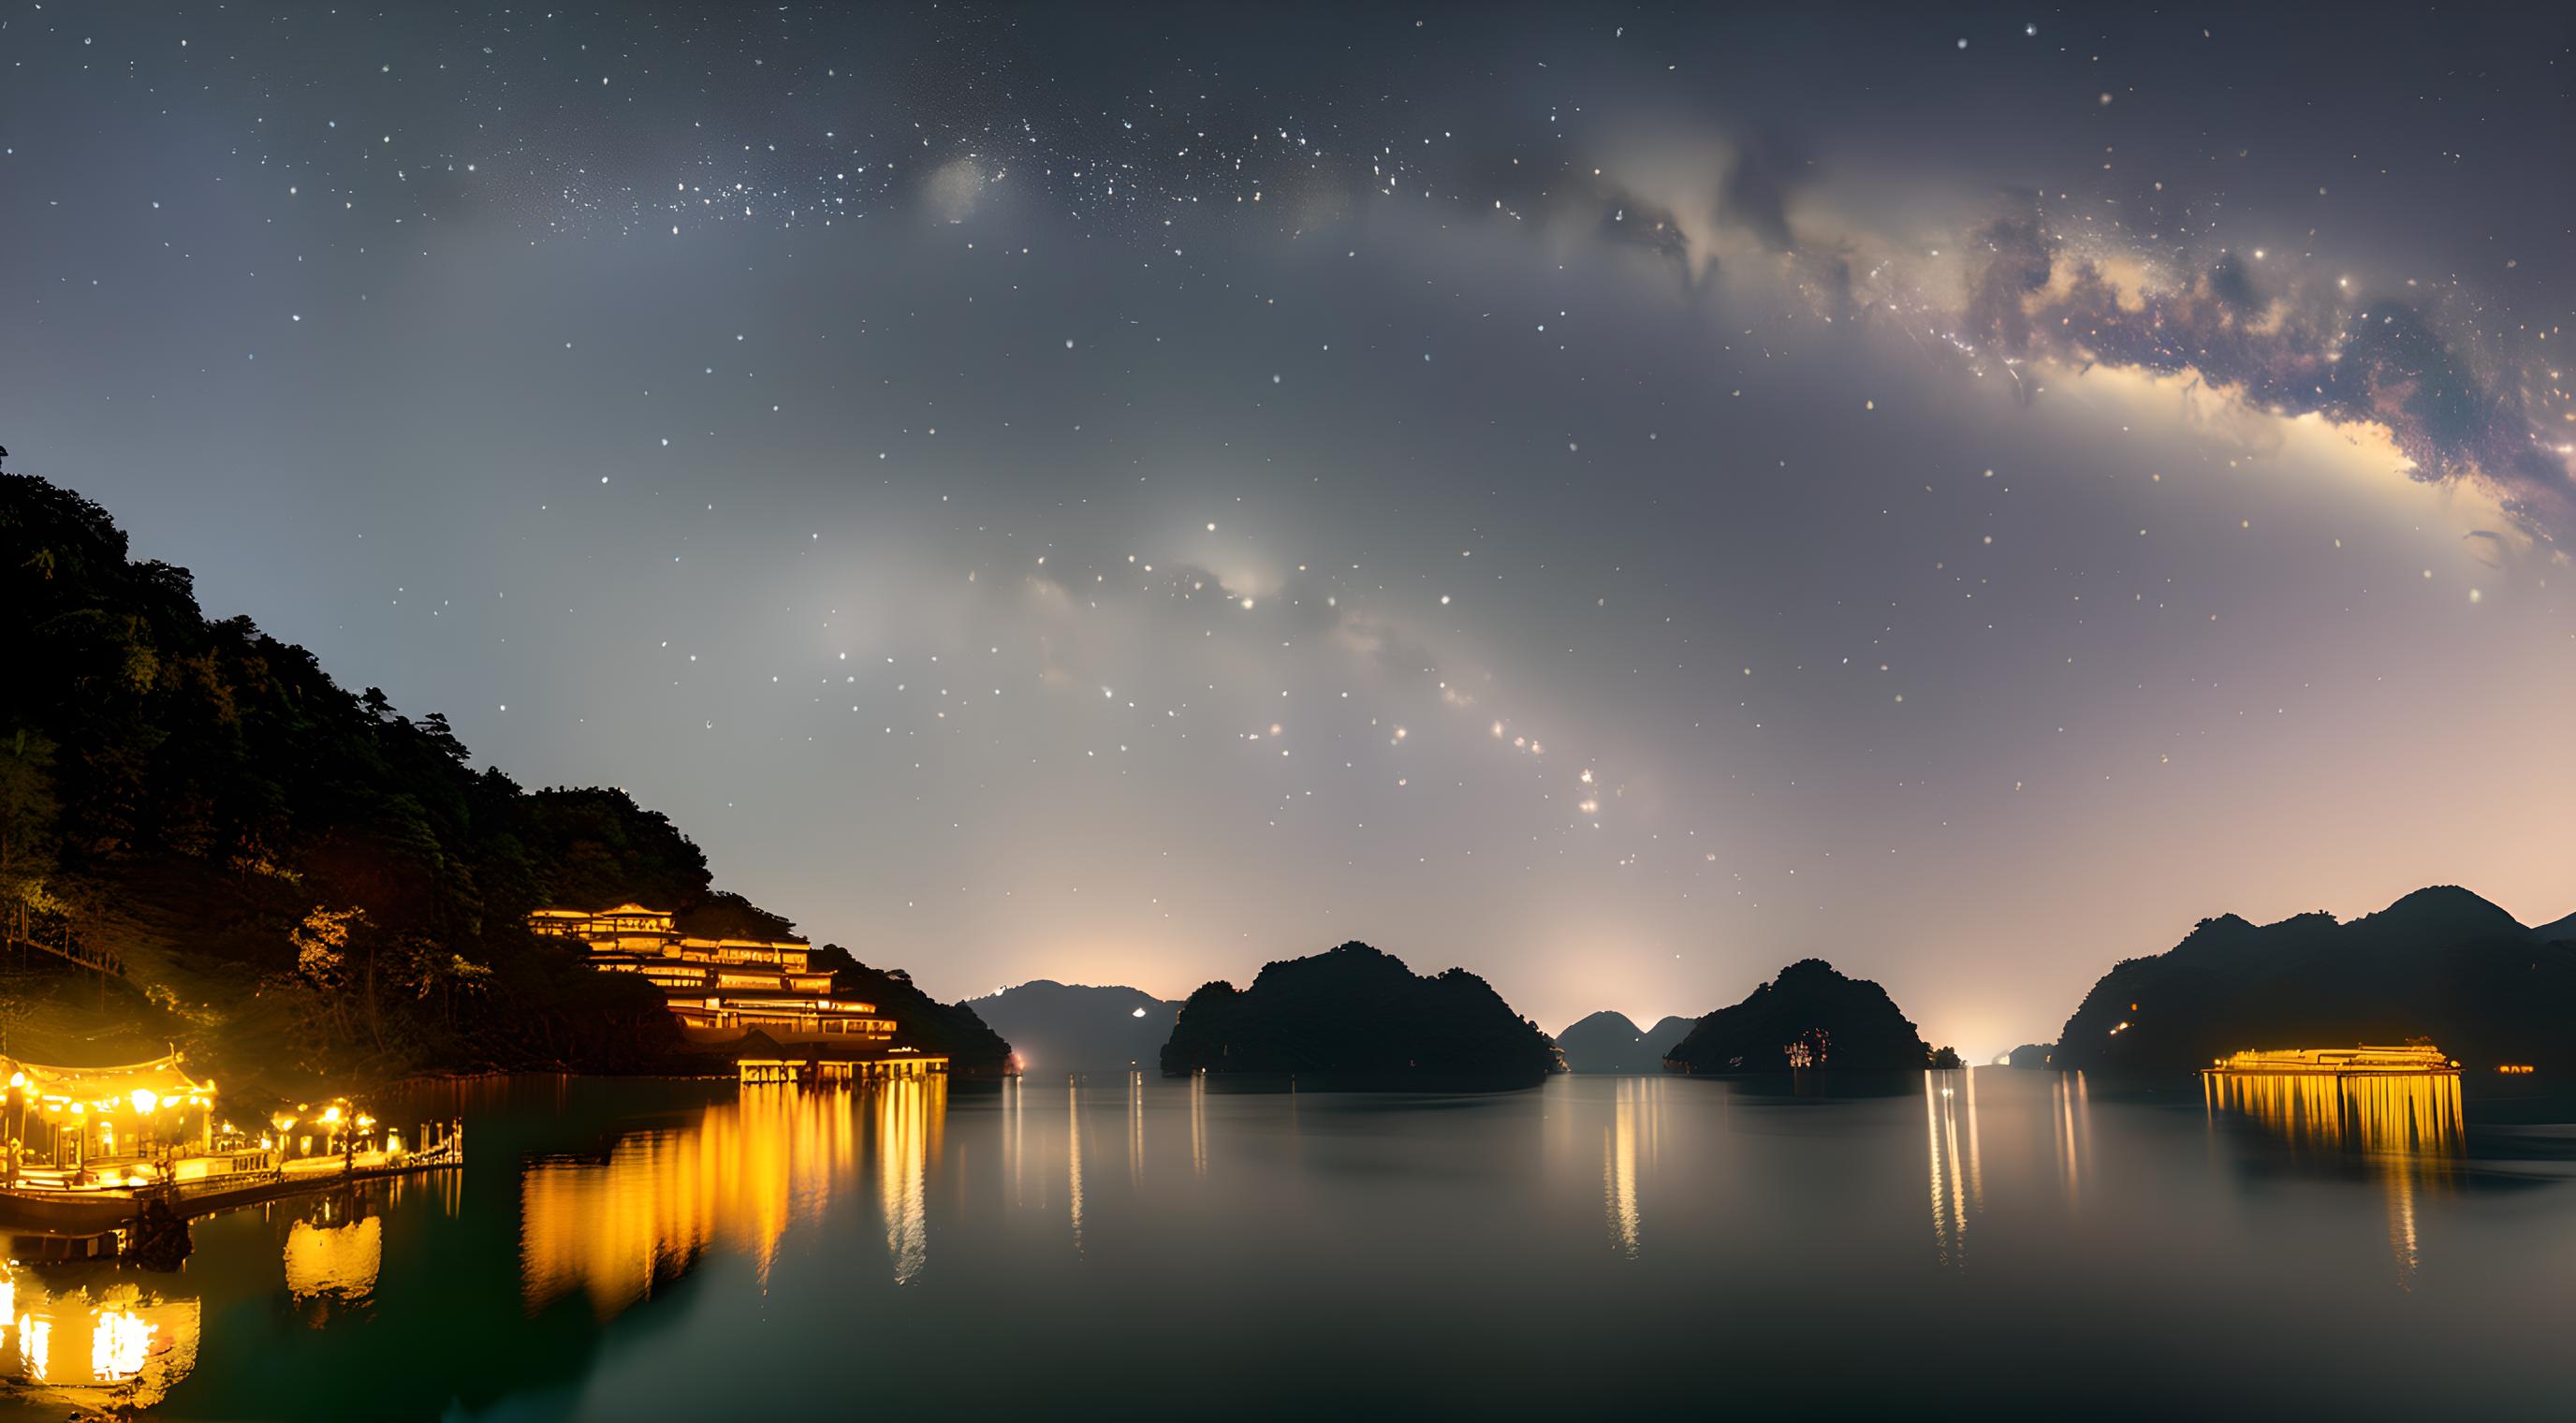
[3,1069,2571,1419]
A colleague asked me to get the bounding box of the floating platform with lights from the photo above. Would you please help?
[2202,1045,2458,1077]
[0,1137,462,1249]
[0,1051,465,1254]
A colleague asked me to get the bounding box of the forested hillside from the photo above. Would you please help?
[0,472,932,1094]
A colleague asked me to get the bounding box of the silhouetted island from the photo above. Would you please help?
[1663,959,1961,1073]
[1997,1043,2057,1068]
[971,979,1183,1073]
[2050,886,2576,1075]
[1555,1010,1701,1073]
[1160,942,1557,1090]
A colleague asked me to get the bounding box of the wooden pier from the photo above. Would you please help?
[737,1051,948,1085]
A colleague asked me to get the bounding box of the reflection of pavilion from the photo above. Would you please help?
[284,1194,385,1326]
[520,1078,943,1319]
[0,1263,200,1410]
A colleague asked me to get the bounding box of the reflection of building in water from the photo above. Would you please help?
[1064,1081,1085,1257]
[283,1195,385,1325]
[2204,1070,2463,1288]
[1127,1071,1146,1184]
[0,1265,199,1410]
[2051,1072,2091,1208]
[1188,1073,1208,1178]
[878,1078,938,1284]
[2204,1071,2464,1156]
[522,1078,944,1317]
[1603,1078,1654,1260]
[1003,1076,1026,1205]
[1922,1071,1979,1265]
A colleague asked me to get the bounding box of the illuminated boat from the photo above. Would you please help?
[2202,1044,2458,1077]
[0,1187,140,1238]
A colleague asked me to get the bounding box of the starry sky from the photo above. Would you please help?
[7,3,2572,1058]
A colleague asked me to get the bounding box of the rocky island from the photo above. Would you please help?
[1663,959,1961,1073]
[2049,886,2575,1076]
[1159,941,1558,1089]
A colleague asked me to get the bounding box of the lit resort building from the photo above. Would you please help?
[2203,1044,2458,1077]
[529,904,945,1077]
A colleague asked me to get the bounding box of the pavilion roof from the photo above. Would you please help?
[4,1050,212,1104]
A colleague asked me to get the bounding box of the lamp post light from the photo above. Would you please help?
[5,1070,22,1187]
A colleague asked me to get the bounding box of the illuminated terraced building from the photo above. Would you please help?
[529,904,919,1056]
[2203,1045,2457,1077]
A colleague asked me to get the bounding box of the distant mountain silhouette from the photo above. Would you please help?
[970,979,1182,1072]
[1664,960,1957,1073]
[809,946,1013,1077]
[2050,886,2576,1074]
[1996,1043,2056,1068]
[1555,1011,1700,1073]
[1160,941,1557,1089]
[2531,910,2576,945]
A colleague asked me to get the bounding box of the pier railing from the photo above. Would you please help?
[3,933,124,979]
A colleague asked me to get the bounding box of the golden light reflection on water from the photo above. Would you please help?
[521,1078,941,1317]
[2050,1072,2092,1208]
[1603,1078,1641,1259]
[1923,1070,1979,1265]
[1004,1076,1028,1206]
[1065,1078,1086,1257]
[283,1211,384,1314]
[1188,1072,1208,1177]
[2204,1072,2464,1159]
[1127,1070,1146,1183]
[2204,1071,2464,1288]
[878,1077,941,1284]
[0,1266,199,1410]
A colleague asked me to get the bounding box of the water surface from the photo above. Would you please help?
[5,1070,2570,1418]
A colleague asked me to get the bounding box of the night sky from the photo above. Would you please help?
[7,4,2571,1057]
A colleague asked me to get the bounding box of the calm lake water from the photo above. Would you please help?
[4,1069,2571,1419]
